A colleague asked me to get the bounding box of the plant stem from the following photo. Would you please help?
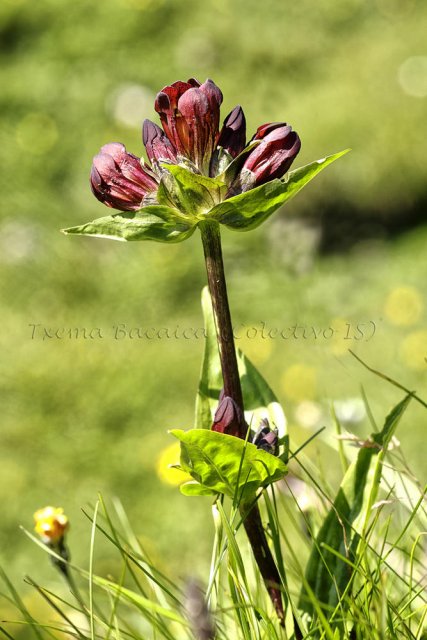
[51,542,90,622]
[199,219,285,625]
[199,220,244,421]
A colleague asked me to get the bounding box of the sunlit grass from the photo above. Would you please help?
[1,371,425,638]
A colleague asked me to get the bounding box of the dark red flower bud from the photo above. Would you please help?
[250,122,285,140]
[241,122,301,188]
[212,389,243,438]
[155,78,223,173]
[217,106,246,158]
[90,142,158,211]
[142,119,178,169]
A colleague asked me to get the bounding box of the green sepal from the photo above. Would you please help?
[209,147,233,177]
[62,206,196,243]
[171,428,287,501]
[218,140,261,186]
[158,164,227,218]
[208,149,350,230]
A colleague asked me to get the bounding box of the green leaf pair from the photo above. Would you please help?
[63,150,349,242]
[171,428,287,501]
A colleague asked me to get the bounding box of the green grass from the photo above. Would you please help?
[1,377,425,638]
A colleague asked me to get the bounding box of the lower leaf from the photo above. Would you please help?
[62,206,196,243]
[170,428,287,501]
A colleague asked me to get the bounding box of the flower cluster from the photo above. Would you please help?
[90,78,301,213]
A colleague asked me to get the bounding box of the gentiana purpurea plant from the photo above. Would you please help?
[10,77,412,638]
[63,76,348,628]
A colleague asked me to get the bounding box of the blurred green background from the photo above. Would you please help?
[1,0,426,627]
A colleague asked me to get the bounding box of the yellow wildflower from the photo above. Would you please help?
[156,442,192,486]
[34,506,69,544]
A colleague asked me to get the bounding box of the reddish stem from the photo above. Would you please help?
[199,220,285,625]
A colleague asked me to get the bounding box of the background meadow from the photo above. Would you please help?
[0,0,426,632]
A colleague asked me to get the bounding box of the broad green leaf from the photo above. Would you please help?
[195,287,287,442]
[171,429,287,500]
[208,149,350,231]
[179,481,217,497]
[238,348,287,441]
[158,164,227,217]
[299,394,411,617]
[62,206,196,242]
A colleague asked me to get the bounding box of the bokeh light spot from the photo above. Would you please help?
[156,442,191,487]
[107,83,155,129]
[16,113,58,155]
[398,56,427,98]
[281,364,317,402]
[0,220,38,264]
[334,397,366,425]
[294,400,322,428]
[399,331,427,371]
[384,286,423,326]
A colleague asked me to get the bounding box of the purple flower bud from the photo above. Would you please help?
[155,78,223,173]
[90,142,158,211]
[142,119,178,170]
[217,106,246,158]
[212,389,244,438]
[252,419,278,456]
[241,122,301,188]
